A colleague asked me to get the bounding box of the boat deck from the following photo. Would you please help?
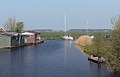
[88,56,106,63]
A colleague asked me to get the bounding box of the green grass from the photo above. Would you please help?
[40,32,85,40]
[40,32,111,40]
[84,45,93,55]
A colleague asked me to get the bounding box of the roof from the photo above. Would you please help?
[0,32,26,37]
[21,32,35,35]
[0,27,6,32]
[0,32,19,36]
[24,31,41,34]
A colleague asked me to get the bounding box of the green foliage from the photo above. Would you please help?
[15,22,24,32]
[106,16,120,72]
[92,32,106,57]
[84,45,93,55]
[84,32,106,57]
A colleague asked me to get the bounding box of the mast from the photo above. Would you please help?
[86,18,88,35]
[64,13,67,36]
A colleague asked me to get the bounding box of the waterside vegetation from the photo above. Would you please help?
[83,16,120,72]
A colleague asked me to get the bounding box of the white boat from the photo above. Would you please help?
[62,35,74,40]
[62,13,74,40]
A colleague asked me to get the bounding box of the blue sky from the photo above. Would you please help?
[0,0,120,30]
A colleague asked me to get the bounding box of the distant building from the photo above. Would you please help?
[21,32,41,44]
[0,32,26,48]
[0,27,6,32]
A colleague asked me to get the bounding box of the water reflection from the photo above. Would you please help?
[75,45,87,56]
[34,40,63,56]
[64,40,67,74]
[64,40,73,74]
[0,40,119,77]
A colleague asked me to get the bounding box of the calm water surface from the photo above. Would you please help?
[0,40,118,77]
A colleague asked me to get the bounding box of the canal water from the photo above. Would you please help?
[0,40,118,77]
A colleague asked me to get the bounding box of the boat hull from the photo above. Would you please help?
[62,36,74,40]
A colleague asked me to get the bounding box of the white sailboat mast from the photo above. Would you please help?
[86,18,88,35]
[62,13,74,40]
[64,13,67,36]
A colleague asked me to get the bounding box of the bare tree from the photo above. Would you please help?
[4,17,16,32]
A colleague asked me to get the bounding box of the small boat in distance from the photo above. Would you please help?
[62,13,74,40]
[62,35,74,40]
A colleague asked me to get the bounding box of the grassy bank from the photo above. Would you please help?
[40,32,110,40]
[40,32,84,40]
[83,32,111,56]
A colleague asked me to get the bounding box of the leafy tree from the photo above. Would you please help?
[83,32,106,58]
[15,22,24,33]
[90,32,105,57]
[106,16,120,72]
